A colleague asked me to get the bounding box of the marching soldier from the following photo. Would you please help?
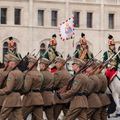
[44,38,63,73]
[57,58,88,120]
[53,57,71,120]
[95,61,111,120]
[85,62,102,120]
[39,58,56,120]
[0,55,10,112]
[0,54,24,120]
[74,33,93,62]
[6,37,22,60]
[22,56,44,120]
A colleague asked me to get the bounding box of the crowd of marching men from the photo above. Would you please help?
[0,33,119,120]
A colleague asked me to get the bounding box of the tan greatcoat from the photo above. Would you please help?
[41,69,55,106]
[84,74,102,108]
[0,68,23,107]
[53,67,71,104]
[61,73,88,109]
[97,73,111,106]
[22,68,44,106]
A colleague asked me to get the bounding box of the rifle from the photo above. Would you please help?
[42,51,64,71]
[56,50,79,71]
[97,51,120,74]
[24,48,49,77]
[0,52,31,89]
[59,50,102,94]
[88,56,104,76]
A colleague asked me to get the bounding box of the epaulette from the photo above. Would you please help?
[55,71,59,73]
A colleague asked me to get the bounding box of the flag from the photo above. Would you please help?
[59,14,75,41]
[72,39,74,48]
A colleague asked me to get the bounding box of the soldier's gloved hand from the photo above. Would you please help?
[57,92,61,100]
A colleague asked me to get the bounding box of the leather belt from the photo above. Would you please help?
[92,92,99,94]
[99,91,105,94]
[56,88,62,90]
[29,90,40,92]
[75,93,85,96]
[12,90,20,92]
[42,89,51,92]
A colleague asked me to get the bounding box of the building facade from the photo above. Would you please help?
[0,0,120,62]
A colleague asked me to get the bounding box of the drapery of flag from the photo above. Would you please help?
[59,14,75,47]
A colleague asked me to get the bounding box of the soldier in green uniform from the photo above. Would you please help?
[103,34,120,115]
[74,33,93,62]
[103,35,119,70]
[44,38,63,73]
[6,37,22,60]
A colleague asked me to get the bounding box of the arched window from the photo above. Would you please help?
[76,44,80,50]
[40,43,46,55]
[48,44,51,48]
[3,41,17,61]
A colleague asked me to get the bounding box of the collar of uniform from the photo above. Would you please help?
[80,47,83,51]
[30,67,37,71]
[59,66,65,71]
[50,48,57,53]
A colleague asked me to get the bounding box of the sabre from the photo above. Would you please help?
[28,49,36,57]
[112,51,120,60]
[94,50,102,59]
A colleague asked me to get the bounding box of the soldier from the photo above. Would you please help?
[39,58,55,120]
[103,34,120,78]
[44,38,63,73]
[6,37,22,60]
[22,56,44,120]
[53,57,71,120]
[74,33,93,62]
[0,54,23,120]
[95,61,111,120]
[0,55,10,112]
[84,63,102,120]
[57,58,88,120]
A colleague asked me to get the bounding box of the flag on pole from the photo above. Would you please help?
[59,14,75,43]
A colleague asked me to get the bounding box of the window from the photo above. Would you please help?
[87,13,92,28]
[1,8,7,24]
[48,44,50,48]
[38,10,44,26]
[109,14,114,29]
[3,41,17,61]
[52,11,57,26]
[74,12,79,27]
[40,43,46,55]
[15,9,21,25]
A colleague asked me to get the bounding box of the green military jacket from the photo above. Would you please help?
[103,49,120,69]
[74,47,94,63]
[6,50,22,60]
[44,48,63,68]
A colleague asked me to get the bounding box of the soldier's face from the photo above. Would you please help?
[56,62,61,68]
[4,61,7,67]
[28,62,34,68]
[86,67,93,74]
[110,45,115,50]
[9,61,15,69]
[72,64,78,71]
[52,45,57,49]
[39,63,44,70]
[10,47,14,51]
[82,44,86,49]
